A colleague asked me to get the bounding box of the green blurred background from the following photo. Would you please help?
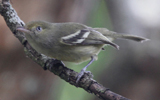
[0,0,159,100]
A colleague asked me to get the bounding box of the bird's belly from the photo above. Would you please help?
[31,41,105,63]
[51,45,104,63]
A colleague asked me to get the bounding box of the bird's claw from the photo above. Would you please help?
[76,70,93,83]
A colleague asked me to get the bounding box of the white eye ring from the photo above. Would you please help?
[36,26,42,32]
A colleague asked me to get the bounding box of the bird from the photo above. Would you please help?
[17,20,149,83]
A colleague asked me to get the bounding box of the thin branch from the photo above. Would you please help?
[0,0,130,100]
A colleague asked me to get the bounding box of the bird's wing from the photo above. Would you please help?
[60,29,90,45]
[60,29,119,49]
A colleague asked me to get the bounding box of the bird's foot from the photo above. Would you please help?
[76,70,93,83]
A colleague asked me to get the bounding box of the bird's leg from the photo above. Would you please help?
[76,56,95,83]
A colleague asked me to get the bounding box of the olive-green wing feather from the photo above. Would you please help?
[60,29,119,49]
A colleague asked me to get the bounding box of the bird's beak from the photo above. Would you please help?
[17,26,30,34]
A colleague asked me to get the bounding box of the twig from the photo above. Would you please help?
[0,0,130,100]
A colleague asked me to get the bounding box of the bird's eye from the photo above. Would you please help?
[36,26,42,32]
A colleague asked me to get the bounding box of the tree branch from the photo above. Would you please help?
[0,0,130,100]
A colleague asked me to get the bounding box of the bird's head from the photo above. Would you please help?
[17,21,52,38]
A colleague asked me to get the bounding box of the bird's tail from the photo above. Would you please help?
[111,34,149,43]
[93,28,149,42]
